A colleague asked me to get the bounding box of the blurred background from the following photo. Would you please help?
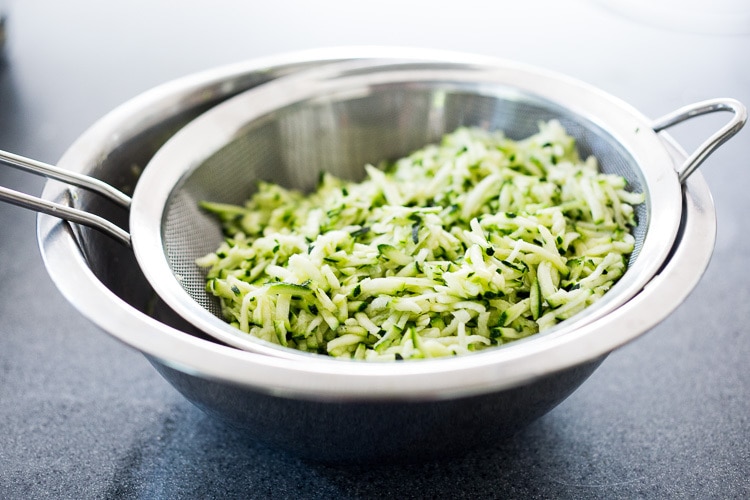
[1,1,748,498]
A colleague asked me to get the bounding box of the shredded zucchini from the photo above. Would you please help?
[197,121,644,361]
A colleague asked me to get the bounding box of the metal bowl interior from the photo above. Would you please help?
[36,48,717,462]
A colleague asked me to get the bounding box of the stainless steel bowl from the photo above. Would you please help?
[37,48,720,463]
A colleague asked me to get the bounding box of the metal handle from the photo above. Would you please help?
[652,98,747,184]
[0,150,132,246]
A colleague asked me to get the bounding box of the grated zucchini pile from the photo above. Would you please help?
[197,121,644,361]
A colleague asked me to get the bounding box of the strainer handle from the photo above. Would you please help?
[0,149,132,246]
[652,98,747,183]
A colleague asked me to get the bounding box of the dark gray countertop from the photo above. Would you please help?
[1,2,748,498]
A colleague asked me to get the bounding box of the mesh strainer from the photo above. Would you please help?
[1,56,745,360]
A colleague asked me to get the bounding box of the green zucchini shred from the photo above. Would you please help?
[197,121,644,361]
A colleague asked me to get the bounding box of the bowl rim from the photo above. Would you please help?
[37,47,716,401]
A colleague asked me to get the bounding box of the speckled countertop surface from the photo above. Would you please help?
[1,1,748,498]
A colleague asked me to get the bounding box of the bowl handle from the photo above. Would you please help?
[0,149,132,246]
[652,98,747,183]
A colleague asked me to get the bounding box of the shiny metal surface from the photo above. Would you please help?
[0,149,133,244]
[34,48,720,460]
[151,353,607,462]
[652,98,747,182]
[39,47,716,454]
